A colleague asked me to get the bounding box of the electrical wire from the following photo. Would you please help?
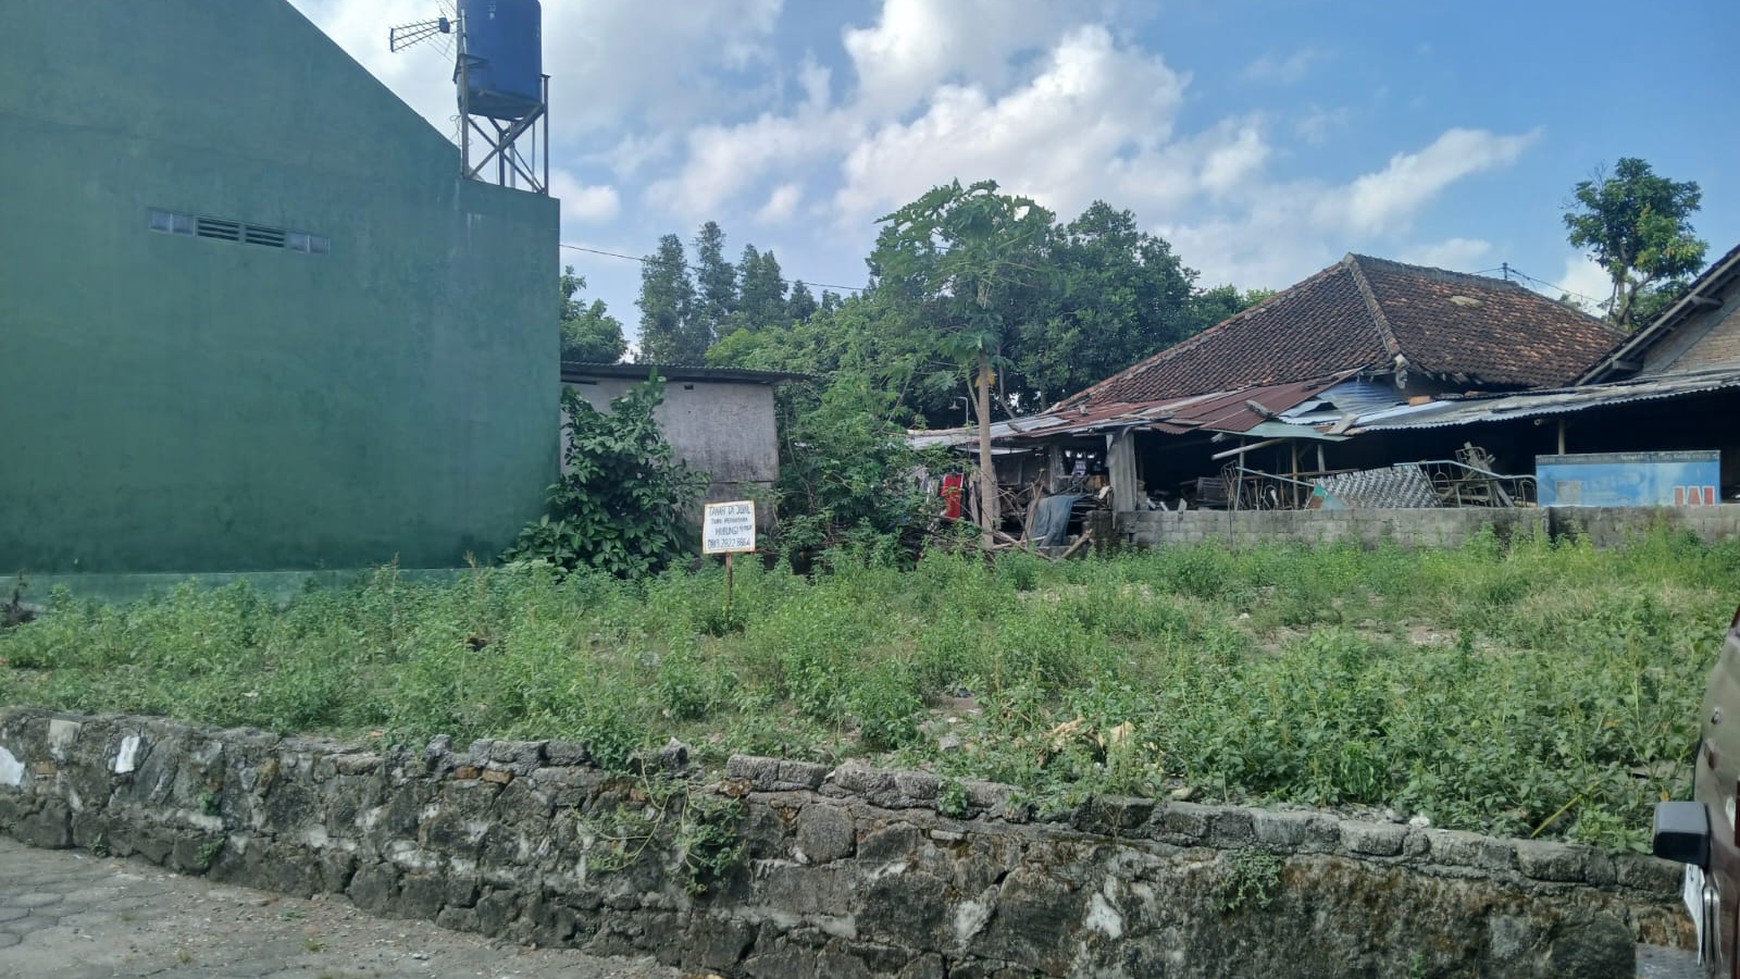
[1501,268,1606,308]
[558,242,865,293]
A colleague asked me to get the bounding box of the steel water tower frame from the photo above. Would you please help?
[390,0,549,194]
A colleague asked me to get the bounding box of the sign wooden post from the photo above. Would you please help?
[701,501,757,616]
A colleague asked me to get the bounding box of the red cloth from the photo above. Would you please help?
[941,473,964,520]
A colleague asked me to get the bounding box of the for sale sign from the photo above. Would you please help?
[702,501,757,554]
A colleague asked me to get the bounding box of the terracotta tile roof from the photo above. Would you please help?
[1054,254,1626,410]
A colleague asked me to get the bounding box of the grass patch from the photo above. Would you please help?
[4,526,1735,851]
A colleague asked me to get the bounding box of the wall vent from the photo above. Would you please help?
[195,217,241,242]
[244,225,287,248]
[149,208,326,256]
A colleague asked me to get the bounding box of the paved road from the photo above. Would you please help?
[0,837,681,979]
[1636,943,1702,979]
[0,835,1703,978]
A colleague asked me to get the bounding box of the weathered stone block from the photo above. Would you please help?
[17,800,70,848]
[1077,795,1154,836]
[757,863,854,917]
[1154,801,1213,843]
[347,861,399,914]
[1339,820,1407,857]
[680,914,757,972]
[1252,809,1339,851]
[1426,828,1515,871]
[727,755,830,792]
[858,870,947,946]
[1514,839,1586,882]
[544,740,590,767]
[1207,807,1255,847]
[1614,853,1683,897]
[857,822,923,864]
[795,804,855,863]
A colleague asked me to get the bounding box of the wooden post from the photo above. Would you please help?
[975,354,999,548]
[1557,419,1567,454]
[1108,429,1138,513]
[1047,443,1064,494]
[1289,441,1299,508]
[725,553,735,618]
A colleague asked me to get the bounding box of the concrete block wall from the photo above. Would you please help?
[0,707,1688,979]
[1114,508,1548,550]
[1549,505,1740,548]
[1108,504,1740,551]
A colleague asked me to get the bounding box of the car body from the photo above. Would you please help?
[1655,604,1740,974]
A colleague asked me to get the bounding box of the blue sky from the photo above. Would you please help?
[291,0,1739,344]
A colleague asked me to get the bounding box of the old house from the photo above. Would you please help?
[1344,243,1740,500]
[1005,255,1624,514]
[560,363,803,524]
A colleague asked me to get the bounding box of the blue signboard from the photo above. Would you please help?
[1536,451,1721,507]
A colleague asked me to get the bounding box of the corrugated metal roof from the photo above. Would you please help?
[1352,365,1740,431]
[907,373,1363,449]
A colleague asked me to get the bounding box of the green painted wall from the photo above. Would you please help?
[0,0,559,576]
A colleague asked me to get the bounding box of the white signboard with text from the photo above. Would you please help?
[702,501,757,554]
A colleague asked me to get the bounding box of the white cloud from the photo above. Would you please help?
[541,0,784,136]
[1397,238,1493,271]
[841,0,1086,113]
[1324,127,1541,235]
[756,184,804,225]
[1293,106,1349,146]
[644,66,847,219]
[1242,47,1329,85]
[836,25,1188,223]
[290,0,788,141]
[1198,122,1270,197]
[550,170,621,226]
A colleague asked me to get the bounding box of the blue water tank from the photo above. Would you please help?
[458,0,542,121]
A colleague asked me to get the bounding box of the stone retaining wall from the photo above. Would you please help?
[1104,503,1740,550]
[0,707,1689,978]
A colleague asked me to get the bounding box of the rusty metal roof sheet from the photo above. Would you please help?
[920,372,1362,444]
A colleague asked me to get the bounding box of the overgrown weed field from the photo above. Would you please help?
[4,526,1736,851]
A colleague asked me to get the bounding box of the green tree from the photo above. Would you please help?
[692,221,737,348]
[1186,284,1275,334]
[872,180,1055,544]
[1015,201,1199,406]
[773,374,941,567]
[734,244,789,331]
[503,378,706,577]
[787,281,819,323]
[559,267,627,363]
[1563,157,1707,330]
[635,234,699,364]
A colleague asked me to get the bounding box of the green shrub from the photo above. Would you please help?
[2,527,1729,851]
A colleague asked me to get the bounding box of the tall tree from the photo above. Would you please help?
[787,280,819,323]
[691,221,737,350]
[872,179,1055,545]
[635,234,698,364]
[1016,201,1198,406]
[735,244,789,330]
[1563,157,1707,330]
[559,267,627,363]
